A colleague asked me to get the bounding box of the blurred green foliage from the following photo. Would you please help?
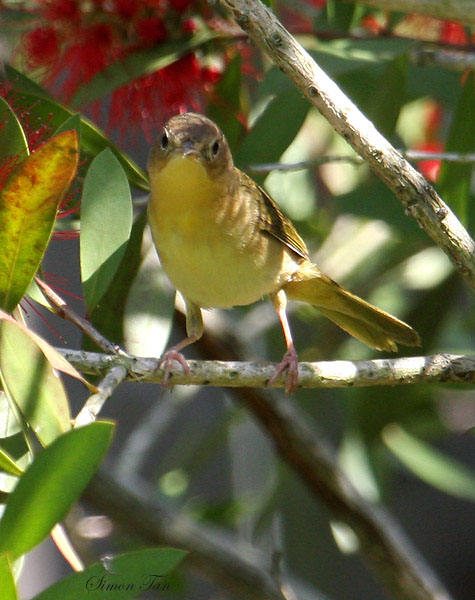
[0,2,473,599]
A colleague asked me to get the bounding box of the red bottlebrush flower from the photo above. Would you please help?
[22,27,59,67]
[17,0,226,139]
[416,140,443,182]
[135,17,167,45]
[43,0,79,21]
[112,0,141,19]
[170,0,196,14]
[440,21,468,45]
[361,15,386,35]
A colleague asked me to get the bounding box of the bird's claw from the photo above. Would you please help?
[268,346,299,394]
[158,349,190,388]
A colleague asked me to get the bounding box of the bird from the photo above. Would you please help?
[147,112,420,393]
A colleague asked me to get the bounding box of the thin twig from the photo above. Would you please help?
[217,0,475,291]
[250,151,475,174]
[74,365,128,427]
[56,349,475,388]
[34,277,125,355]
[409,46,475,72]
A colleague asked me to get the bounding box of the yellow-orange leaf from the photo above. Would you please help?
[0,130,78,312]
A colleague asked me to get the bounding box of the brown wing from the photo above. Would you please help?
[238,171,309,260]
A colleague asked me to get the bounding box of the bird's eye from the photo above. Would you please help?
[160,131,169,150]
[211,140,220,157]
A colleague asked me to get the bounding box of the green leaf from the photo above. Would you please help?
[70,30,217,108]
[85,211,147,350]
[54,113,81,140]
[0,553,18,600]
[207,55,245,154]
[0,96,28,163]
[0,446,23,477]
[438,71,475,226]
[383,424,475,502]
[31,547,187,600]
[367,55,407,138]
[80,149,133,313]
[0,422,114,560]
[2,67,148,190]
[0,320,71,446]
[0,131,78,312]
[3,64,52,98]
[236,87,309,182]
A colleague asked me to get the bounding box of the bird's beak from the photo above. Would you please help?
[181,142,201,159]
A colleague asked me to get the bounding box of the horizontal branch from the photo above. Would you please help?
[337,0,475,27]
[57,349,475,388]
[218,0,475,291]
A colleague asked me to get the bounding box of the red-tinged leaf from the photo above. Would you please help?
[0,310,95,392]
[0,131,79,312]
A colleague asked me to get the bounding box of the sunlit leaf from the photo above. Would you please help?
[0,96,28,163]
[0,445,23,477]
[0,320,71,446]
[31,548,187,600]
[70,30,218,108]
[383,424,475,502]
[0,131,78,312]
[80,149,132,313]
[0,553,18,600]
[0,422,114,560]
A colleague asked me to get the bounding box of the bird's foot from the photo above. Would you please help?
[158,349,191,388]
[268,345,299,394]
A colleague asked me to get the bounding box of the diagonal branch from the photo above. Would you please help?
[217,0,475,291]
[57,349,475,388]
[83,471,304,600]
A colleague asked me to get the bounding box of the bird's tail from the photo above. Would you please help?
[283,267,420,351]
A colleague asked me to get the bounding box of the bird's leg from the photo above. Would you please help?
[268,290,299,394]
[159,298,203,386]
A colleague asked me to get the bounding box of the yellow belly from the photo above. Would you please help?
[148,155,295,308]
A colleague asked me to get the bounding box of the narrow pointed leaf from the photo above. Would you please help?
[0,320,71,446]
[0,553,18,600]
[383,424,475,502]
[0,446,23,477]
[81,149,132,313]
[0,422,114,560]
[54,113,81,140]
[32,548,187,600]
[0,96,28,163]
[0,131,78,312]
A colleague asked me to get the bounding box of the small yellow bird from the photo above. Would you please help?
[147,113,420,392]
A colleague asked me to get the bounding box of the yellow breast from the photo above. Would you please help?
[148,155,296,308]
